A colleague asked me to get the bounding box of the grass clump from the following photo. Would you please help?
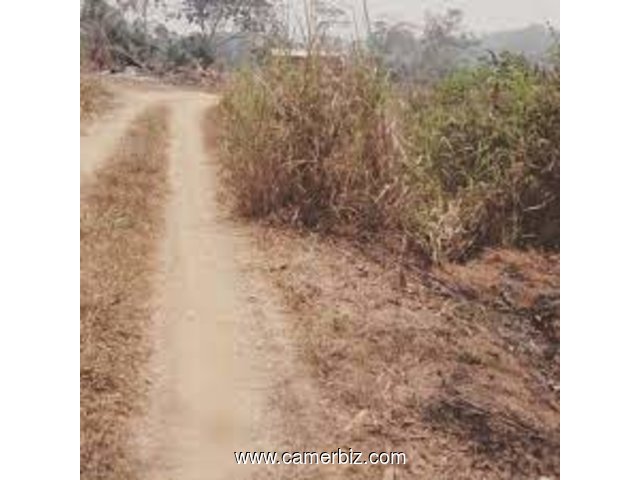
[216,50,559,263]
[402,54,560,261]
[81,75,112,121]
[218,53,406,236]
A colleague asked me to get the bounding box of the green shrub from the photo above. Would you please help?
[401,54,559,261]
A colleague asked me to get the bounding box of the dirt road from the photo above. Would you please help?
[81,82,319,480]
[81,85,158,178]
[81,79,560,479]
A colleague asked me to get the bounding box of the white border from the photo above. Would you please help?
[562,0,640,477]
[6,0,640,478]
[0,2,79,479]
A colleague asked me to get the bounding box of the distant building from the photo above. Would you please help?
[269,48,344,69]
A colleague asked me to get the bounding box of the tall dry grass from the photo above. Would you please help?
[215,49,559,263]
[218,53,405,236]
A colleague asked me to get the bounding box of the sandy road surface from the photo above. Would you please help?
[81,85,158,179]
[82,82,320,480]
[139,90,278,479]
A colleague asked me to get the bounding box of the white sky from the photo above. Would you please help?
[282,0,559,35]
[358,0,559,33]
[147,0,559,36]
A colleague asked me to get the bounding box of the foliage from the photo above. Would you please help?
[80,0,276,71]
[419,9,477,80]
[217,51,404,235]
[215,49,560,263]
[370,9,476,84]
[369,22,421,81]
[181,0,275,38]
[402,53,560,261]
[81,0,156,69]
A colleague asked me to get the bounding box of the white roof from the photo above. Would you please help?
[270,48,339,58]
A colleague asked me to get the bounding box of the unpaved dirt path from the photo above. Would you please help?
[83,81,321,479]
[81,85,158,179]
[139,91,272,479]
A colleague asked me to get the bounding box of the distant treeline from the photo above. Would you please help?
[81,0,558,80]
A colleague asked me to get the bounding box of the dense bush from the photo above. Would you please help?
[402,54,560,261]
[216,50,559,263]
[218,53,406,235]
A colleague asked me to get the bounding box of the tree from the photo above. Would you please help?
[178,0,277,64]
[81,0,131,69]
[81,0,165,70]
[369,9,476,83]
[181,0,275,40]
[369,21,421,81]
[419,8,475,81]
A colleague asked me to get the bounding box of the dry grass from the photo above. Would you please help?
[81,75,113,122]
[80,106,169,479]
[248,227,559,479]
[215,55,404,236]
[213,51,559,264]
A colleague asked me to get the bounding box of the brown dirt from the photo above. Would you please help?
[239,226,560,479]
[135,89,320,480]
[80,83,171,179]
[80,106,170,479]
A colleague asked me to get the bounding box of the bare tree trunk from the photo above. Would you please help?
[141,0,149,34]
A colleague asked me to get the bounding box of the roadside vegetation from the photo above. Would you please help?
[80,0,280,79]
[204,5,560,478]
[80,107,168,479]
[400,53,559,261]
[80,37,113,122]
[80,76,112,121]
[216,47,559,263]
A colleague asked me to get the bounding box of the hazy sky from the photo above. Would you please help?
[147,0,559,35]
[361,0,559,32]
[324,0,559,34]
